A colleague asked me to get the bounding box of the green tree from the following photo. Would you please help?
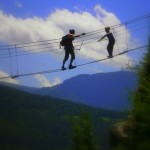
[131,39,150,149]
[70,113,98,150]
[109,39,150,150]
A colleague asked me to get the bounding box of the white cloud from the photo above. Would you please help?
[0,5,138,69]
[94,4,121,27]
[34,74,62,87]
[0,71,19,84]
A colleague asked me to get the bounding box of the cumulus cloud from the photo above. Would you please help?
[0,71,19,84]
[34,74,62,87]
[0,4,138,68]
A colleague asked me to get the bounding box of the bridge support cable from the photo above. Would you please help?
[0,45,148,80]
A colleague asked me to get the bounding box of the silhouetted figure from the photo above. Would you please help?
[98,27,115,58]
[61,29,85,70]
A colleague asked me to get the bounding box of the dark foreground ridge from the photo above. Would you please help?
[0,85,126,150]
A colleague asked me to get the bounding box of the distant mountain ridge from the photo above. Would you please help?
[41,71,138,110]
[0,71,138,110]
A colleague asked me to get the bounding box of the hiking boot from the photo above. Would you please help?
[107,55,113,58]
[69,65,76,69]
[62,67,66,70]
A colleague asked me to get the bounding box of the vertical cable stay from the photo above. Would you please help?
[8,48,19,79]
[15,44,19,77]
[112,28,120,54]
[76,41,83,51]
[8,48,12,77]
[125,23,129,51]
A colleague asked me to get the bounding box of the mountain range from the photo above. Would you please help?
[0,71,138,110]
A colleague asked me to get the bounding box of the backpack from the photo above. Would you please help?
[60,35,68,46]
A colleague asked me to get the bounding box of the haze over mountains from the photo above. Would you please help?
[0,71,138,110]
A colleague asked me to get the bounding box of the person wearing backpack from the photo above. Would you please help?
[61,29,85,70]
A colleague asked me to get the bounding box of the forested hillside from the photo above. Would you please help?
[0,85,126,150]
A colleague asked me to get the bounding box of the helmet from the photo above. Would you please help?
[69,29,75,34]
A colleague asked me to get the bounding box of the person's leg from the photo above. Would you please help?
[107,44,111,56]
[111,42,115,56]
[107,43,113,57]
[62,50,69,69]
[69,50,75,67]
[110,45,114,56]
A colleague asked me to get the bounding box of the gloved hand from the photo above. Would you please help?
[82,33,86,35]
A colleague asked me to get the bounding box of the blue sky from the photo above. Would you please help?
[0,0,149,87]
[1,0,149,20]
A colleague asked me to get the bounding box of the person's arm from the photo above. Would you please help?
[97,34,107,42]
[74,33,86,38]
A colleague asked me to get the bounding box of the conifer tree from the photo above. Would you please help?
[70,113,98,150]
[109,39,150,150]
[131,39,150,149]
